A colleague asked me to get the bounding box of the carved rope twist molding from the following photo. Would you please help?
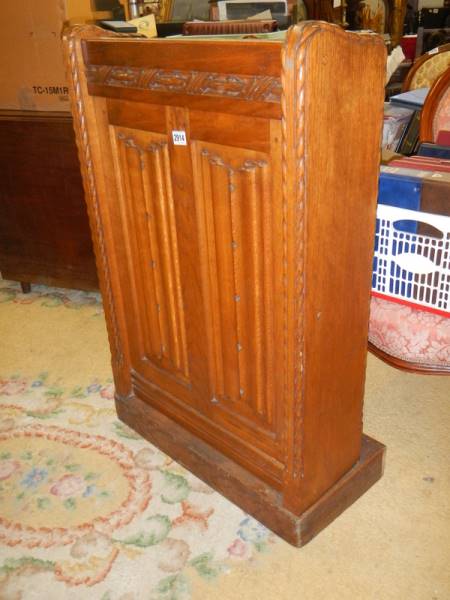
[281,22,325,482]
[281,22,383,483]
[66,27,124,367]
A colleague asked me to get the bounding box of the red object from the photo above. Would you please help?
[389,157,450,172]
[400,35,417,61]
[371,291,450,318]
[399,156,450,166]
[436,130,450,146]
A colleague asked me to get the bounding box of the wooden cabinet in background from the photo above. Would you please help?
[0,110,98,291]
[64,22,386,546]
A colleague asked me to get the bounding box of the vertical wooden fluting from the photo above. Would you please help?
[110,127,189,383]
[192,143,277,430]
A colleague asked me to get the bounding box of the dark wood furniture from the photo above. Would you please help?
[346,0,406,47]
[64,22,386,546]
[302,0,347,28]
[415,27,450,58]
[385,60,413,99]
[0,110,98,291]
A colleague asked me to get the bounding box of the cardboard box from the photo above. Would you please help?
[0,1,114,112]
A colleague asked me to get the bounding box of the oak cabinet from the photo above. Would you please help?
[64,22,386,545]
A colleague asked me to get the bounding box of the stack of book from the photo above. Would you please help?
[381,87,429,155]
[389,87,429,110]
[382,104,414,152]
[388,154,450,173]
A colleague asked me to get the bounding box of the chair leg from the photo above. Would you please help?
[20,282,31,294]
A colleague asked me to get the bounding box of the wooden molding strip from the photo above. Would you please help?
[85,65,282,104]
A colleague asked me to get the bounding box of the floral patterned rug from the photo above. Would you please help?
[1,279,449,600]
[0,280,276,600]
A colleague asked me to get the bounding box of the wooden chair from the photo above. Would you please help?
[419,66,450,143]
[369,297,450,375]
[377,49,450,375]
[368,204,450,376]
[402,43,450,91]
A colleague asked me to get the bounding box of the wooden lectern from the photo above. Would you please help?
[64,22,386,546]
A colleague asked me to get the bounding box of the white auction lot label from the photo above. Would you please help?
[172,130,187,145]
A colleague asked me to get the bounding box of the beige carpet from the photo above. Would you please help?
[0,279,448,600]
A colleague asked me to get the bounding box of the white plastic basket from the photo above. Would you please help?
[372,204,450,316]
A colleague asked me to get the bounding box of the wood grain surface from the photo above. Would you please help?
[0,110,98,290]
[64,22,386,545]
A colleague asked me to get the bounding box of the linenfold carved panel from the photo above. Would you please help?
[86,65,282,103]
[192,143,277,431]
[111,126,189,384]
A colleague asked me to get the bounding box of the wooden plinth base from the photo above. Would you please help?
[116,393,385,547]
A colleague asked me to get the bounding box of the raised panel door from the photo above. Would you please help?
[106,106,286,482]
[191,140,284,439]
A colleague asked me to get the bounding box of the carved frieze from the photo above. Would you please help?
[86,65,282,103]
